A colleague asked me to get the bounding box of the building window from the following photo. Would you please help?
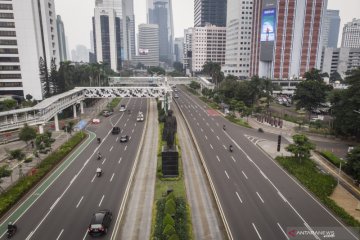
[0,48,18,54]
[0,73,21,79]
[0,39,17,45]
[0,82,22,87]
[0,4,13,10]
[0,31,16,37]
[0,65,20,71]
[0,21,15,28]
[0,57,19,62]
[0,12,14,19]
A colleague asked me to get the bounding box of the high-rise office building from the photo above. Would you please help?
[56,15,68,62]
[194,0,227,27]
[341,18,360,48]
[147,0,174,65]
[321,47,360,78]
[0,0,60,100]
[183,28,193,72]
[251,0,327,79]
[321,10,340,48]
[93,0,135,71]
[192,24,226,72]
[133,24,159,67]
[223,0,254,79]
[174,37,184,63]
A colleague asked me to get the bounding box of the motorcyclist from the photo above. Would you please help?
[223,124,226,130]
[97,137,101,143]
[97,152,102,160]
[7,222,16,234]
[229,145,233,152]
[96,167,102,176]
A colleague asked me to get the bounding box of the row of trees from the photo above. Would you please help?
[39,59,116,98]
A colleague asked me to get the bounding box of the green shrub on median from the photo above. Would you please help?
[0,132,86,217]
[276,156,360,229]
[318,150,345,168]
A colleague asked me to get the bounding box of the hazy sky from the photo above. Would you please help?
[55,0,360,53]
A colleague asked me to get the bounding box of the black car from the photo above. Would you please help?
[88,210,112,236]
[120,135,129,142]
[112,127,120,134]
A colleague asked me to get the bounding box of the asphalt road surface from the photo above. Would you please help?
[0,98,147,240]
[174,87,359,240]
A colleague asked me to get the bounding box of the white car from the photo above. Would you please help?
[137,112,144,122]
[92,118,101,124]
[119,105,126,112]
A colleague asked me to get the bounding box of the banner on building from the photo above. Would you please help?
[261,8,276,42]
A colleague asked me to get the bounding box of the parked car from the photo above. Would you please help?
[112,127,120,134]
[120,135,129,142]
[119,104,126,112]
[88,210,112,236]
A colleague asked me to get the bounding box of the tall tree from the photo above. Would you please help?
[19,124,37,145]
[303,68,324,81]
[344,146,360,181]
[49,58,57,95]
[330,71,343,83]
[286,134,315,163]
[202,61,224,87]
[39,57,50,98]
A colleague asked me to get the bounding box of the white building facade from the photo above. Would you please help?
[341,18,360,48]
[183,28,193,72]
[0,0,60,100]
[133,24,159,67]
[191,24,226,72]
[223,0,254,79]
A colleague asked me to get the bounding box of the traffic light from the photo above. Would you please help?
[277,135,282,152]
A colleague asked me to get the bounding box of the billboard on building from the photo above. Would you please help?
[139,48,149,55]
[261,8,276,42]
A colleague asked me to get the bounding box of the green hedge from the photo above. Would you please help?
[276,156,360,229]
[318,151,345,168]
[107,98,121,110]
[225,115,251,128]
[0,132,86,217]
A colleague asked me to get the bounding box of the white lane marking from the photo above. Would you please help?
[216,156,221,162]
[76,196,84,208]
[110,146,113,152]
[231,156,236,162]
[225,171,230,179]
[132,129,134,133]
[210,144,213,149]
[242,171,248,180]
[236,192,243,203]
[223,145,227,149]
[277,223,290,240]
[56,229,64,240]
[206,122,209,126]
[91,174,96,183]
[127,118,129,122]
[118,157,122,164]
[217,136,220,140]
[197,122,200,126]
[216,122,219,126]
[256,192,264,203]
[211,128,214,132]
[99,195,105,207]
[124,123,127,127]
[252,223,262,240]
[110,173,115,182]
[278,191,288,202]
[116,137,119,142]
[205,135,208,140]
[259,170,267,180]
[202,118,205,121]
[50,197,60,210]
[124,146,128,151]
[102,158,106,165]
[201,128,203,132]
[134,123,137,127]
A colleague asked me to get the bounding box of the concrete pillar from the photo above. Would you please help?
[54,114,60,132]
[39,125,44,134]
[80,101,84,114]
[73,105,77,119]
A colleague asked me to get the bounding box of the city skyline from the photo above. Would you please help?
[56,0,359,53]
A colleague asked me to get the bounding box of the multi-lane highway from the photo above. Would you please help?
[0,98,147,240]
[173,87,358,240]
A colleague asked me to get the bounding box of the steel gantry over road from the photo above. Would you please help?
[0,77,214,133]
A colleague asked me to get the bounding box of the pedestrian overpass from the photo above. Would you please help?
[0,77,214,134]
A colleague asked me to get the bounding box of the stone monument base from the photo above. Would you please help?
[162,146,179,178]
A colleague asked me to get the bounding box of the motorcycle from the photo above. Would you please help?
[97,138,101,144]
[229,145,233,152]
[97,154,102,160]
[7,225,17,239]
